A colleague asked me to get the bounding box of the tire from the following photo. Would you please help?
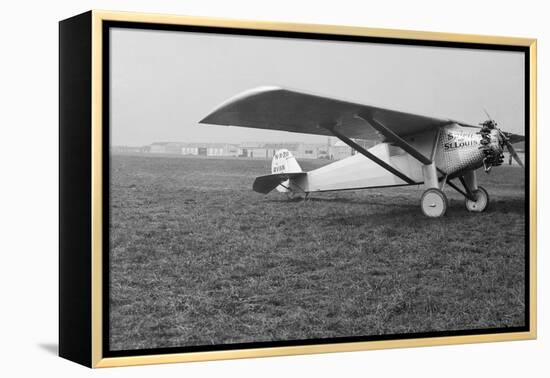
[421,188,448,218]
[465,186,489,212]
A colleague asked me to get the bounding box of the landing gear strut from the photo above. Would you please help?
[444,170,490,213]
[420,165,491,217]
[420,162,449,218]
[461,170,489,213]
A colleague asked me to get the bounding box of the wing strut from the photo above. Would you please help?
[356,114,434,165]
[325,124,416,185]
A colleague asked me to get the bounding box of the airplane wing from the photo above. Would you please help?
[200,86,480,141]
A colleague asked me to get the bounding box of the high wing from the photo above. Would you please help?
[199,86,479,141]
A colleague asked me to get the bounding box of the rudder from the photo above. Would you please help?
[271,149,302,193]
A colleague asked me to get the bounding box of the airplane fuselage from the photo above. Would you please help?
[290,124,499,193]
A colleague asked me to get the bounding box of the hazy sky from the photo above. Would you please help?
[110,28,525,146]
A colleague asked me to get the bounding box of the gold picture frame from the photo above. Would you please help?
[59,10,537,368]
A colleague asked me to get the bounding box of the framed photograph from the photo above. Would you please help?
[59,10,537,368]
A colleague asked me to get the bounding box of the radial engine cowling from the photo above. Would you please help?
[479,120,505,172]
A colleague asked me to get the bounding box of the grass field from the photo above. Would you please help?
[109,153,526,351]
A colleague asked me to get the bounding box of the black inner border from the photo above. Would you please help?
[102,20,531,358]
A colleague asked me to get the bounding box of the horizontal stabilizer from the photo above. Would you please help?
[253,172,306,194]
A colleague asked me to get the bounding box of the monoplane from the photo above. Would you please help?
[200,87,524,217]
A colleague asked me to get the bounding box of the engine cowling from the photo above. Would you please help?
[479,120,505,171]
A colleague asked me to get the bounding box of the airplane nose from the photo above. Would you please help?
[479,121,505,171]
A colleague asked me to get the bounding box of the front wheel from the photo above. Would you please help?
[465,186,489,212]
[421,188,448,218]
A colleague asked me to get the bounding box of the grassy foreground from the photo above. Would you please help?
[109,154,526,351]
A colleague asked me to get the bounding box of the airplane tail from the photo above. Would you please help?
[271,149,302,174]
[271,149,302,193]
[252,149,305,194]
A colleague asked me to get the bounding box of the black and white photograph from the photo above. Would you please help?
[106,24,529,354]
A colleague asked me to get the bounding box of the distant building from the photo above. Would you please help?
[288,143,330,160]
[149,142,238,156]
[328,139,376,160]
[181,146,199,155]
[237,142,269,159]
[149,142,166,153]
[111,145,150,153]
[180,143,239,157]
[236,142,330,159]
[165,143,185,154]
[145,139,377,160]
[329,141,352,160]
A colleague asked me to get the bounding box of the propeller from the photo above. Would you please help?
[499,130,524,167]
[483,108,493,121]
[480,109,524,168]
